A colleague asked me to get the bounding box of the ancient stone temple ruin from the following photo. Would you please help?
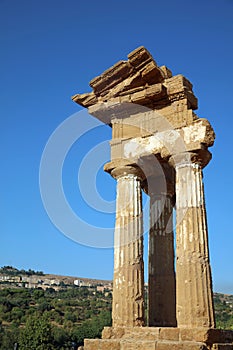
[72,47,233,349]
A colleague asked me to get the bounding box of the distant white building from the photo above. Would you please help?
[74,279,83,286]
[74,279,91,287]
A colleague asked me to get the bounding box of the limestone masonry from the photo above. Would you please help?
[72,47,233,349]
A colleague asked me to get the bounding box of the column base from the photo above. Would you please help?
[81,327,233,350]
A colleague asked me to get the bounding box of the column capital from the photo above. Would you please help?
[169,149,212,169]
[111,165,145,181]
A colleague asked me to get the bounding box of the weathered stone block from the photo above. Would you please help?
[121,340,156,350]
[179,329,233,344]
[155,341,207,350]
[142,327,161,340]
[160,65,172,78]
[84,339,121,350]
[159,328,180,341]
[84,328,233,349]
[100,340,121,350]
[84,339,100,350]
[102,326,126,339]
[123,327,160,341]
[180,328,210,342]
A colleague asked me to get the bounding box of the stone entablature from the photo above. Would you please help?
[72,46,197,113]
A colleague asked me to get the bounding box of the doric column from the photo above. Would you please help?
[111,165,145,327]
[172,152,215,328]
[148,174,176,327]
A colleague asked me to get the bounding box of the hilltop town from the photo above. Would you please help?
[0,266,112,292]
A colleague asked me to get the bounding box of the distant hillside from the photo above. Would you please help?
[0,266,112,291]
[0,266,232,348]
[0,284,112,349]
[0,266,44,276]
[213,293,233,329]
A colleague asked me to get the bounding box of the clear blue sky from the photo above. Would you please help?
[1,0,233,294]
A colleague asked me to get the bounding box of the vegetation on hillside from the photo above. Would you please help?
[0,286,112,349]
[0,266,44,277]
[214,293,233,329]
[0,268,232,349]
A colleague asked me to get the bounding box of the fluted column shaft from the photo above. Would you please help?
[148,193,176,326]
[111,166,145,327]
[174,155,215,328]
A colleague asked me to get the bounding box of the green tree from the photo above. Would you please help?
[11,306,24,323]
[19,314,54,350]
[0,327,19,350]
[64,311,77,323]
[52,327,69,349]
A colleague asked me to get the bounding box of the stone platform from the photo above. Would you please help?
[83,327,233,350]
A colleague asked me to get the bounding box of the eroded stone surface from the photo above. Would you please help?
[72,47,231,349]
[111,165,144,327]
[174,159,215,328]
[83,327,233,349]
[72,46,198,114]
[148,193,176,327]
